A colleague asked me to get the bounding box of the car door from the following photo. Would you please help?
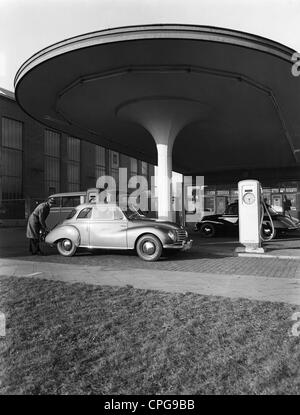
[89,205,127,248]
[74,207,92,246]
[222,203,239,232]
[46,197,61,229]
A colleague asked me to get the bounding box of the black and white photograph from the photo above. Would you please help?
[0,0,300,399]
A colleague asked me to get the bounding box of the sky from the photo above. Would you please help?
[0,0,300,91]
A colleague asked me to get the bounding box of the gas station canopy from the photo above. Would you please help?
[15,24,300,176]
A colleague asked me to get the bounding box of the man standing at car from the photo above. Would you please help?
[26,197,55,255]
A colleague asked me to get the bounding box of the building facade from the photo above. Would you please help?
[1,85,300,225]
[0,88,155,224]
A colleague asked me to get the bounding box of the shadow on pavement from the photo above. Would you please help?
[1,227,300,263]
[5,246,234,263]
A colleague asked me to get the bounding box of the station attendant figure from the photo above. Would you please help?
[26,198,55,254]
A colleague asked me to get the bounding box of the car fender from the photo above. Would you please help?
[198,219,225,227]
[263,219,286,230]
[127,226,170,249]
[45,225,81,246]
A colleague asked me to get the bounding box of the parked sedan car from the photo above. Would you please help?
[45,203,192,261]
[195,201,300,238]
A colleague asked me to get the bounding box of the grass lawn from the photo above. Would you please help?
[0,276,299,395]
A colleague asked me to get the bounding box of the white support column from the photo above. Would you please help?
[156,143,173,221]
[116,97,205,223]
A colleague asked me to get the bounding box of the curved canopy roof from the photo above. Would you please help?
[15,24,300,174]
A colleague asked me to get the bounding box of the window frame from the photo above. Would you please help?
[44,129,61,195]
[77,207,92,219]
[61,195,81,208]
[1,116,23,199]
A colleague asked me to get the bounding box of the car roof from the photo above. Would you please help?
[75,203,119,209]
[49,192,86,198]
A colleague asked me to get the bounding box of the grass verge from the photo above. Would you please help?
[0,276,299,394]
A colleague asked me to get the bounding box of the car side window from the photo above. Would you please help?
[91,206,124,220]
[49,197,60,208]
[92,206,115,220]
[226,204,238,215]
[66,208,77,219]
[62,196,81,207]
[232,205,238,215]
[77,208,92,219]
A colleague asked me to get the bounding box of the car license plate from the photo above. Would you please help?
[182,240,193,251]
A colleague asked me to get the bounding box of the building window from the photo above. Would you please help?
[141,161,148,177]
[130,157,138,177]
[95,145,106,181]
[109,150,119,186]
[44,130,60,195]
[67,136,80,191]
[1,117,23,199]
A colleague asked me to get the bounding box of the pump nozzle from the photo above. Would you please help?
[260,197,276,242]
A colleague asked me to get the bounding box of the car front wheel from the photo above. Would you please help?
[199,222,216,237]
[136,234,162,261]
[57,238,77,257]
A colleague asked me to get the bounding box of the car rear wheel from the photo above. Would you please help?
[57,238,77,256]
[136,234,162,261]
[199,223,216,237]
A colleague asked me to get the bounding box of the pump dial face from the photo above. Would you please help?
[243,192,255,205]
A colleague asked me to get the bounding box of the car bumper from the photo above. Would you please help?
[163,239,193,250]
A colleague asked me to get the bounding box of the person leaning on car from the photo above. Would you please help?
[26,197,55,255]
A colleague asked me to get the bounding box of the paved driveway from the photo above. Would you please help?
[1,227,300,305]
[1,227,300,278]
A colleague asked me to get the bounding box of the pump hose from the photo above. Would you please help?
[260,198,275,242]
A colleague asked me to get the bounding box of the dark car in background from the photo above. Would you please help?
[195,202,300,238]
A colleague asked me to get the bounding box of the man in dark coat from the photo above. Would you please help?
[26,198,55,254]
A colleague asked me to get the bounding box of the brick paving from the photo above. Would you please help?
[1,227,300,279]
[1,257,300,305]
[1,228,300,304]
[13,246,299,279]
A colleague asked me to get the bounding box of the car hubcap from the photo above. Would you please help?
[203,226,212,234]
[62,239,72,251]
[142,241,155,255]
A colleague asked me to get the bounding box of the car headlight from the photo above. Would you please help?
[168,230,177,241]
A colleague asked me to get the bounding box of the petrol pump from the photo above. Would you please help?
[182,178,205,228]
[237,179,275,253]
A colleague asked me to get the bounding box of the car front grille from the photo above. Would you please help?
[176,229,187,241]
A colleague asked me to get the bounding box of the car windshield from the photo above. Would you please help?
[265,204,278,215]
[123,206,147,220]
[225,204,238,215]
[224,202,279,216]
